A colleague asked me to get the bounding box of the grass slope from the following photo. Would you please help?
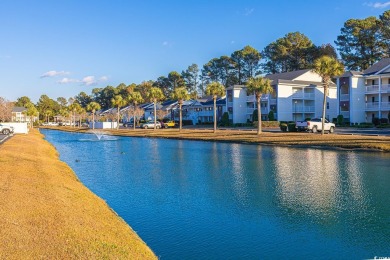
[0,129,156,259]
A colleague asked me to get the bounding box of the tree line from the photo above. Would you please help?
[2,10,389,127]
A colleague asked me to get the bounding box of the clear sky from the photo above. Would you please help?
[0,0,389,102]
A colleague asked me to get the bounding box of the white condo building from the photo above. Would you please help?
[337,58,390,123]
[226,69,338,123]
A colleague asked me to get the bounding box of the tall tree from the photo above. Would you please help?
[37,95,60,122]
[86,101,101,129]
[380,10,390,57]
[181,64,200,93]
[171,87,189,131]
[0,97,14,122]
[74,92,92,108]
[168,71,185,92]
[154,76,171,97]
[25,103,38,128]
[136,81,154,101]
[335,16,385,70]
[241,45,262,81]
[246,77,273,135]
[146,87,165,130]
[127,91,144,130]
[262,32,316,73]
[111,95,128,130]
[201,56,235,87]
[205,82,225,133]
[68,102,81,128]
[15,96,32,107]
[57,97,68,109]
[312,55,344,135]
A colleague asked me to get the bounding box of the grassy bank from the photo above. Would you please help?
[43,126,390,152]
[0,129,156,259]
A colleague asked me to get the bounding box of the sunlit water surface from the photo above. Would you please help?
[42,130,390,259]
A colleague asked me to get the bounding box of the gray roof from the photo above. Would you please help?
[12,106,27,113]
[338,71,363,78]
[265,69,311,82]
[363,58,390,75]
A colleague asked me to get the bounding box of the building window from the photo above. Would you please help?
[327,102,329,109]
[372,97,375,103]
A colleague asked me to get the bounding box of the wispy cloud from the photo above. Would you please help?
[40,70,70,78]
[58,77,79,84]
[57,75,108,86]
[244,8,254,16]
[364,1,390,8]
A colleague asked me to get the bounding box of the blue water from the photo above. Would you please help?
[41,129,390,259]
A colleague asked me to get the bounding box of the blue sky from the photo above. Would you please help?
[0,0,389,102]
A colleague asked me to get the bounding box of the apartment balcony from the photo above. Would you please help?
[340,94,350,101]
[293,106,315,113]
[340,111,350,118]
[247,107,269,114]
[365,84,390,93]
[227,101,233,107]
[270,98,277,105]
[246,95,272,102]
[381,102,390,110]
[292,92,315,99]
[365,102,379,111]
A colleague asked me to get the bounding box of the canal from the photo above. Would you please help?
[42,129,390,259]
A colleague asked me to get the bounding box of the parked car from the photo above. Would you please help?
[162,121,176,128]
[140,121,161,129]
[123,120,134,127]
[0,123,14,135]
[296,118,335,133]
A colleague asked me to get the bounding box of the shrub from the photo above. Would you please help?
[268,110,275,121]
[305,118,311,121]
[182,120,193,126]
[252,109,258,122]
[358,122,374,128]
[380,118,389,124]
[377,124,390,128]
[287,123,297,132]
[337,114,344,126]
[219,112,230,126]
[280,123,287,132]
[332,118,337,124]
[372,117,380,126]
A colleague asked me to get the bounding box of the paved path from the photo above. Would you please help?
[0,134,9,144]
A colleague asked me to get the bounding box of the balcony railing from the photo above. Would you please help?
[340,94,349,101]
[293,106,315,113]
[292,92,315,99]
[381,102,390,110]
[340,111,350,118]
[365,84,390,93]
[247,107,269,114]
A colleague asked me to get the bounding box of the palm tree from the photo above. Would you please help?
[127,91,144,130]
[171,87,189,131]
[146,87,165,130]
[111,95,128,130]
[69,103,81,128]
[246,76,273,135]
[205,82,225,133]
[312,55,344,135]
[86,102,101,129]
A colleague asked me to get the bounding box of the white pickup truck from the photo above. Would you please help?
[295,118,335,133]
[0,123,15,135]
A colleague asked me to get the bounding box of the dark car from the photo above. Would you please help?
[123,120,134,127]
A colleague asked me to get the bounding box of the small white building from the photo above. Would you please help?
[337,58,390,123]
[226,69,338,123]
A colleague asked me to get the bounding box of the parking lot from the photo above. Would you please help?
[0,134,8,144]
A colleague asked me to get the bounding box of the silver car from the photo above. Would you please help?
[140,121,161,129]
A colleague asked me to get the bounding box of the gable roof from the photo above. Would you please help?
[363,58,390,75]
[12,106,27,113]
[265,69,311,82]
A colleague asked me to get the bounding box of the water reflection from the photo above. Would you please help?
[41,129,390,259]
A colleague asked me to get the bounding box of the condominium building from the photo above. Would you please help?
[226,69,338,123]
[337,58,390,123]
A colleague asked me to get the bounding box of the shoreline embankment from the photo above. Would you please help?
[0,129,156,259]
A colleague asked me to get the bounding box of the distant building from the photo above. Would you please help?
[337,58,390,123]
[226,69,338,123]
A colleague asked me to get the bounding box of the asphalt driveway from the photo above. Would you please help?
[0,134,9,144]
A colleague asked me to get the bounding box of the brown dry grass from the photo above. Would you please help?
[47,126,390,152]
[0,129,156,259]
